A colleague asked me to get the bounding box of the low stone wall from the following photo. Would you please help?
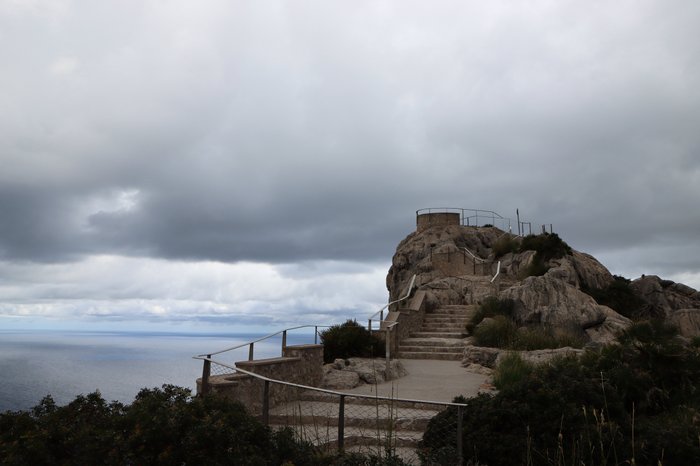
[197,344,323,415]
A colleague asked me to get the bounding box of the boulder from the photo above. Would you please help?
[322,369,360,390]
[321,358,407,389]
[498,275,610,329]
[462,345,501,368]
[631,275,700,318]
[668,309,700,337]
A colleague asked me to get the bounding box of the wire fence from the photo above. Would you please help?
[201,359,466,465]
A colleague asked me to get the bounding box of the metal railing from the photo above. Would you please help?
[368,274,416,332]
[416,207,511,231]
[196,324,330,364]
[195,356,468,465]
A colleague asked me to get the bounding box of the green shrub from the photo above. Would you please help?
[492,235,519,258]
[472,315,518,348]
[467,297,515,333]
[518,232,572,261]
[513,326,584,350]
[420,325,700,465]
[493,352,533,391]
[584,275,648,319]
[518,233,572,278]
[0,385,331,466]
[320,319,385,363]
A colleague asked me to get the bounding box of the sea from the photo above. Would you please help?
[0,328,315,413]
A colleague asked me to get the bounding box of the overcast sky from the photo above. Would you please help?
[1,0,699,332]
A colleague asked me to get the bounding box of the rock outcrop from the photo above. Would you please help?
[387,218,700,343]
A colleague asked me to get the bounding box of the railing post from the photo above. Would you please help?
[201,356,211,396]
[457,405,463,465]
[314,325,318,344]
[338,395,346,452]
[262,380,270,425]
[248,342,254,361]
[385,327,391,381]
[368,319,372,333]
[282,330,287,355]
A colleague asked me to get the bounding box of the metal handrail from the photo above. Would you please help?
[196,324,330,359]
[491,260,501,283]
[459,246,488,264]
[195,355,468,408]
[416,207,511,230]
[368,274,416,331]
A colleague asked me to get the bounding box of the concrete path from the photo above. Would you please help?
[343,359,488,402]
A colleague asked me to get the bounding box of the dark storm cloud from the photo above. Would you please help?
[1,0,699,282]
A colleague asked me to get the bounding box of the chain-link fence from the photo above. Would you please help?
[199,358,467,465]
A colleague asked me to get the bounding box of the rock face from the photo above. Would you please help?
[387,217,700,343]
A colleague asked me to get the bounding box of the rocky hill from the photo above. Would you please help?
[387,223,700,344]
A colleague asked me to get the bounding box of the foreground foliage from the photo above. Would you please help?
[421,320,700,465]
[0,385,407,465]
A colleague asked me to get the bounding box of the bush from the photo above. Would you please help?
[472,315,518,348]
[467,297,515,333]
[518,233,572,278]
[513,326,584,351]
[492,352,533,391]
[0,385,330,466]
[421,323,700,465]
[492,235,519,258]
[518,233,572,261]
[320,319,385,363]
[584,275,648,319]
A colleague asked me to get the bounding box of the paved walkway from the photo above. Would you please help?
[343,359,488,402]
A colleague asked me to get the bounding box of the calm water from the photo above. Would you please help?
[0,329,315,412]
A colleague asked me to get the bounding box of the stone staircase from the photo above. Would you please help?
[268,391,442,463]
[397,305,476,360]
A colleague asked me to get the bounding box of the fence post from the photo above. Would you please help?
[457,405,463,465]
[315,325,318,344]
[201,357,211,396]
[282,330,287,354]
[338,395,346,452]
[248,342,254,361]
[385,327,391,381]
[262,380,270,425]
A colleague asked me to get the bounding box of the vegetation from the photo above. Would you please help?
[518,233,572,277]
[584,275,649,319]
[492,352,533,391]
[319,319,385,363]
[492,234,520,258]
[0,385,410,466]
[468,297,583,350]
[420,320,700,465]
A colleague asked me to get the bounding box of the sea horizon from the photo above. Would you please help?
[0,327,317,413]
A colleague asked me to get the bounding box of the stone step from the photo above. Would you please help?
[268,401,440,431]
[270,423,425,449]
[431,305,477,315]
[300,392,444,411]
[396,351,463,361]
[398,345,464,353]
[422,316,470,323]
[411,331,466,339]
[421,323,467,331]
[399,337,465,347]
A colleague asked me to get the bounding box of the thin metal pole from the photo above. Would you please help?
[282,330,287,354]
[385,328,391,381]
[201,357,211,396]
[248,342,254,361]
[457,405,463,465]
[262,380,270,425]
[314,326,318,344]
[338,395,346,452]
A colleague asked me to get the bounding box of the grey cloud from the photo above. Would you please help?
[1,1,699,284]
